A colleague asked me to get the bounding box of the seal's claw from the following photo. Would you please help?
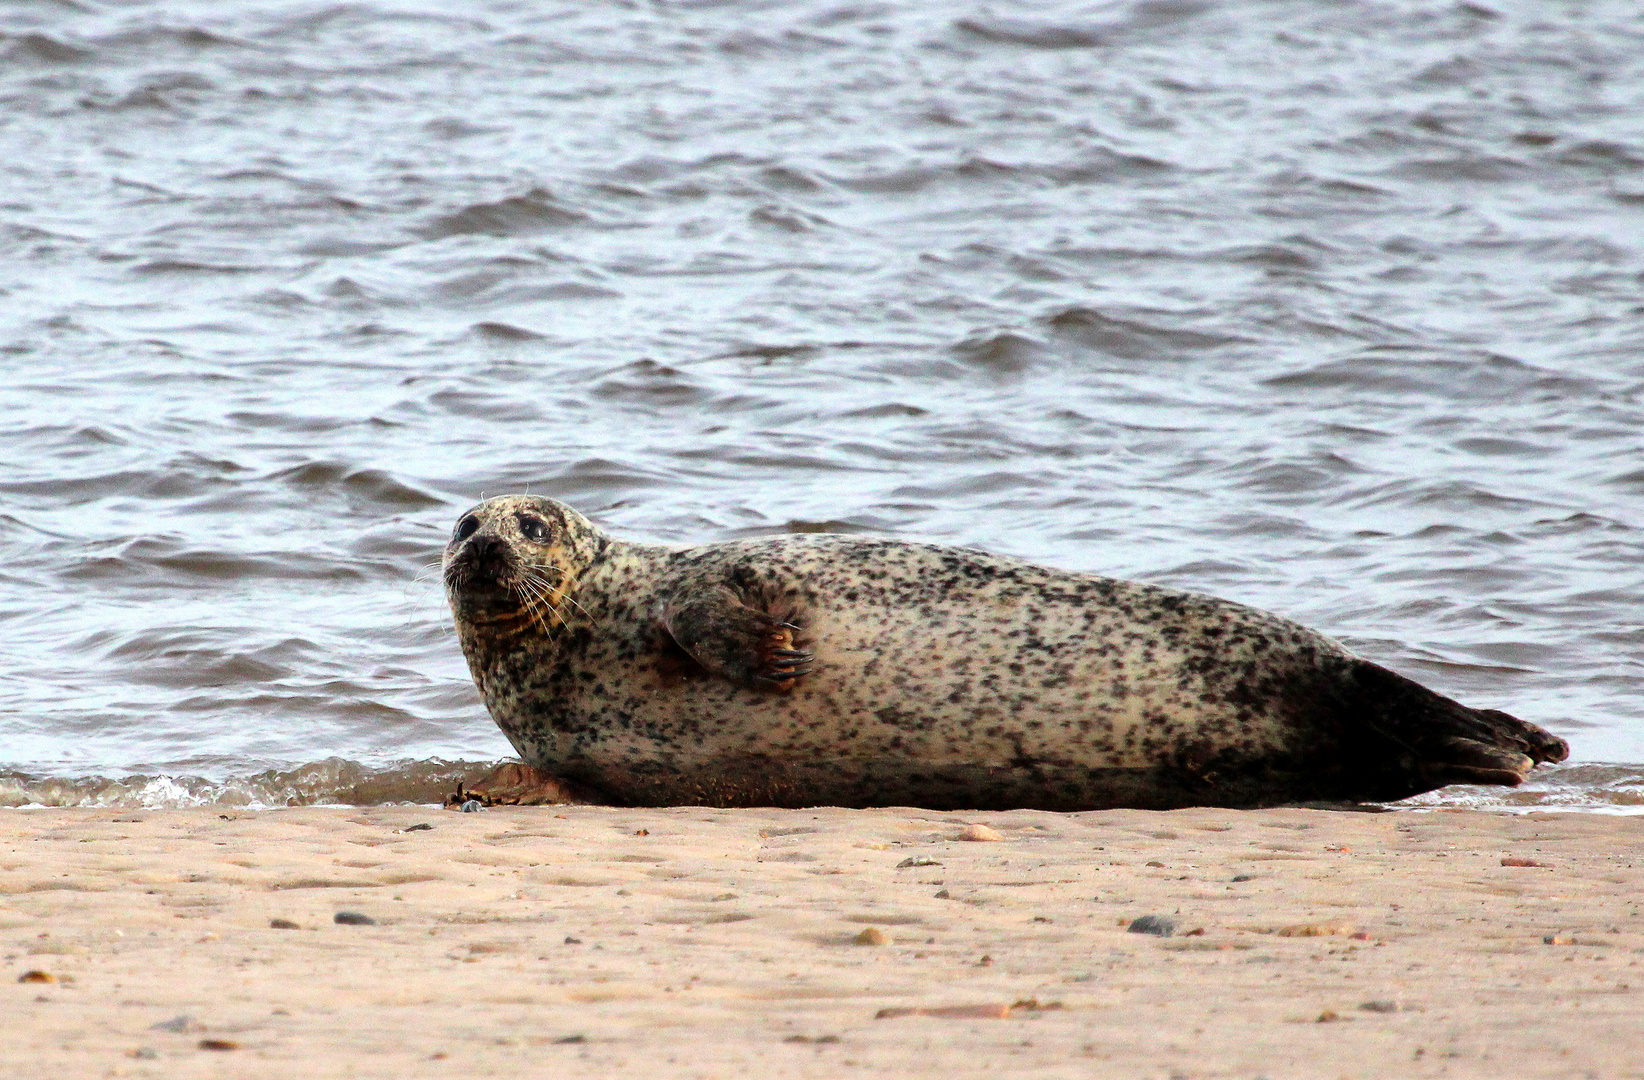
[753,631,812,688]
[755,644,814,687]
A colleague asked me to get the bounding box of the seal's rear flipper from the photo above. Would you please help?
[1347,661,1570,791]
[1422,736,1534,786]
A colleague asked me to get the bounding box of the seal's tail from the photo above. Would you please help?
[1348,660,1570,788]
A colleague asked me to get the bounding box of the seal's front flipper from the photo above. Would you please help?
[446,762,603,807]
[660,585,813,692]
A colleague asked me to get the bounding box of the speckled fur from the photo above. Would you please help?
[443,496,1568,810]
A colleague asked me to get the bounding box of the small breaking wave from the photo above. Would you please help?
[1396,764,1644,815]
[0,758,505,809]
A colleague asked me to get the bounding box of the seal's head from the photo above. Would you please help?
[443,495,605,630]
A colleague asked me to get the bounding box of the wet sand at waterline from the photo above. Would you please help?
[5,805,1641,1078]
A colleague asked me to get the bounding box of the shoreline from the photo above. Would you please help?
[4,758,1640,815]
[5,804,1642,1077]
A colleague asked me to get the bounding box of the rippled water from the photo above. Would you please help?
[3,0,1642,808]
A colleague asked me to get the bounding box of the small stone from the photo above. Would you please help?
[1316,1009,1341,1023]
[957,824,1004,842]
[460,799,483,813]
[564,936,583,945]
[269,918,300,930]
[333,912,375,926]
[552,1034,585,1044]
[854,927,891,946]
[1146,860,1166,868]
[399,823,434,832]
[1127,915,1177,937]
[933,889,950,899]
[1544,935,1576,945]
[198,1039,240,1051]
[896,856,942,868]
[149,1016,195,1033]
[1359,1000,1398,1013]
[126,1048,159,1060]
[1231,874,1254,883]
[1502,857,1551,868]
[16,970,54,984]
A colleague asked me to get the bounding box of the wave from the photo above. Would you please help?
[1396,764,1644,815]
[0,758,501,810]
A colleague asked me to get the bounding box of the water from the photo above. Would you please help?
[2,0,1642,809]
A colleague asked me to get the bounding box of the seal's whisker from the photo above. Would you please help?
[510,579,553,637]
[523,562,596,625]
[515,573,567,635]
[536,587,571,633]
[511,572,548,621]
[519,565,577,624]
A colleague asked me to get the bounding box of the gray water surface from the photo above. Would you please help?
[2,0,1642,808]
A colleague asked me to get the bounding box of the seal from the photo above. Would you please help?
[443,495,1569,811]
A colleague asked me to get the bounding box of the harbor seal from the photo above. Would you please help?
[443,495,1568,810]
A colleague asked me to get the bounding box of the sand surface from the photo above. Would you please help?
[3,804,1641,1078]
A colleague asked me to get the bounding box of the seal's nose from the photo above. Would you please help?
[468,533,509,561]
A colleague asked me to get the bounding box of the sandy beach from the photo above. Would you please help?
[4,804,1640,1079]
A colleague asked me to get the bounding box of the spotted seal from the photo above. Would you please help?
[442,495,1568,810]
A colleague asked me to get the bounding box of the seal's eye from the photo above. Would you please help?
[518,514,549,543]
[454,515,479,542]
